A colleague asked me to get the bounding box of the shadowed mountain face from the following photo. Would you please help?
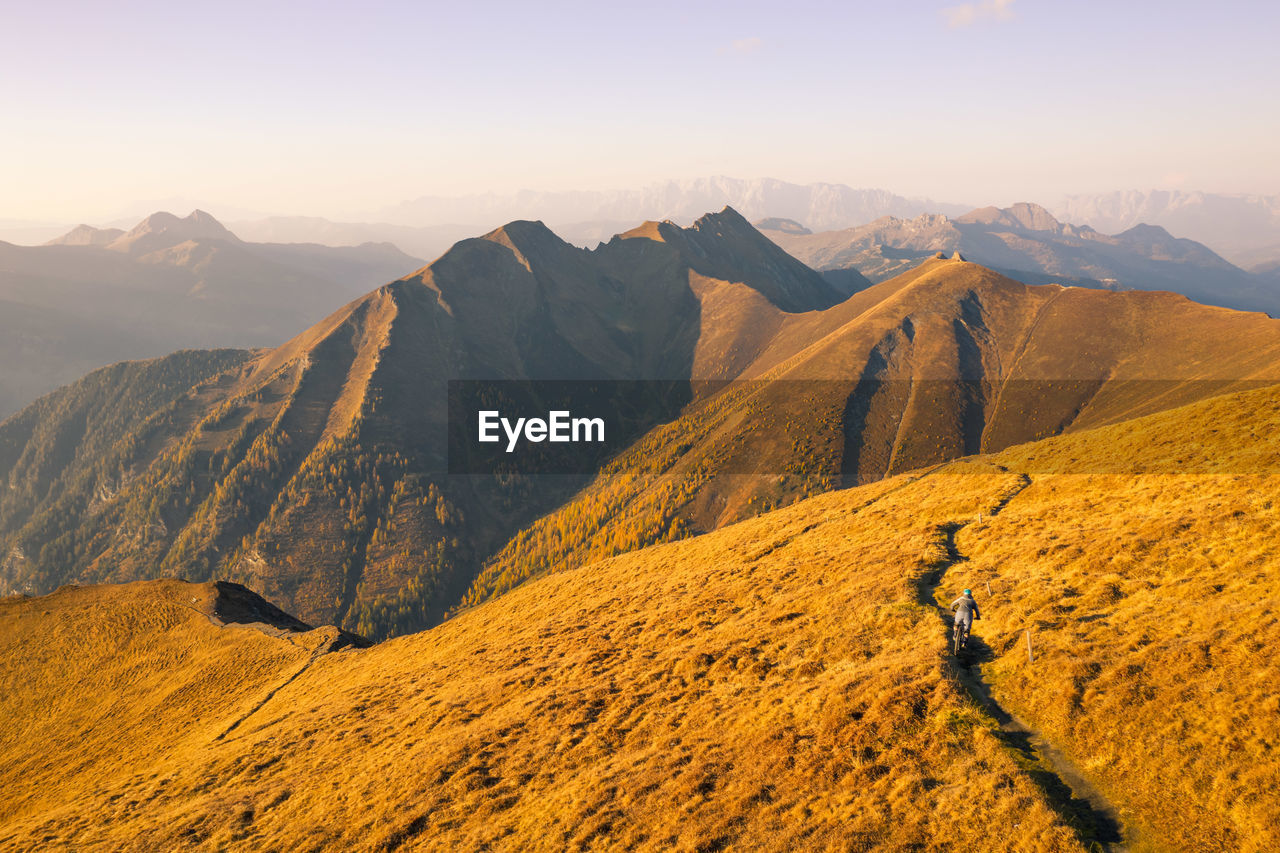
[4,210,1280,639]
[0,210,423,419]
[760,203,1279,316]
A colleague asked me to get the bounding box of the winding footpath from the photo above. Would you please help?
[918,472,1130,852]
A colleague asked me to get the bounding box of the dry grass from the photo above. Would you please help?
[0,468,1087,851]
[0,581,319,831]
[3,384,1278,851]
[946,384,1280,850]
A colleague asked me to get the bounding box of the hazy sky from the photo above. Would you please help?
[2,0,1277,222]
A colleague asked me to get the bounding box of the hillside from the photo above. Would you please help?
[958,383,1280,849]
[3,381,1278,850]
[0,210,422,418]
[760,203,1277,315]
[0,209,843,637]
[0,471,1088,851]
[462,256,1280,606]
[5,216,1280,641]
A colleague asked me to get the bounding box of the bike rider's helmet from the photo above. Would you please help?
[963,589,972,595]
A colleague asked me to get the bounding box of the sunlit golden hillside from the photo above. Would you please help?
[2,382,1278,851]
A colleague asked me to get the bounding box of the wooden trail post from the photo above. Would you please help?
[1025,629,1034,663]
[986,581,992,597]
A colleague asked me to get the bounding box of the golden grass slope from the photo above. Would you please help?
[944,384,1280,850]
[14,381,1280,849]
[7,382,1278,850]
[3,305,1280,851]
[2,470,1096,850]
[0,580,355,841]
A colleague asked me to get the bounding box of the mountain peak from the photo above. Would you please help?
[754,217,812,235]
[648,206,846,311]
[614,207,755,244]
[109,209,239,253]
[187,208,226,230]
[481,218,562,248]
[136,211,181,229]
[45,223,125,247]
[476,219,576,270]
[689,205,755,235]
[1005,202,1061,231]
[1117,222,1176,241]
[955,203,1062,232]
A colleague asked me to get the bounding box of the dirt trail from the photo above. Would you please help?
[919,472,1130,853]
[212,632,348,743]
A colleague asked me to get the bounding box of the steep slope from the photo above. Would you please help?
[613,207,847,311]
[5,381,1279,850]
[0,211,423,418]
[0,349,252,593]
[7,218,1280,641]
[0,209,841,636]
[761,204,1277,315]
[464,257,1280,604]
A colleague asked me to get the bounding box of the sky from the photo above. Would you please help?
[1,0,1278,223]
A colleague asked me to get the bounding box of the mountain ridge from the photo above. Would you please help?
[1053,189,1280,267]
[108,209,242,254]
[6,210,1280,639]
[0,210,424,419]
[759,204,1276,315]
[377,175,973,232]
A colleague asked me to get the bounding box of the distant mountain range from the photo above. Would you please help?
[217,178,973,262]
[7,196,1278,422]
[0,211,423,418]
[1052,190,1280,269]
[226,217,478,263]
[6,207,1280,641]
[10,179,1280,277]
[374,176,974,233]
[759,203,1279,316]
[8,180,1280,270]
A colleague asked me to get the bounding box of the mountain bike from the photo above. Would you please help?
[953,620,969,655]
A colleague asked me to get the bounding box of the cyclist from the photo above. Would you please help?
[950,589,981,650]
